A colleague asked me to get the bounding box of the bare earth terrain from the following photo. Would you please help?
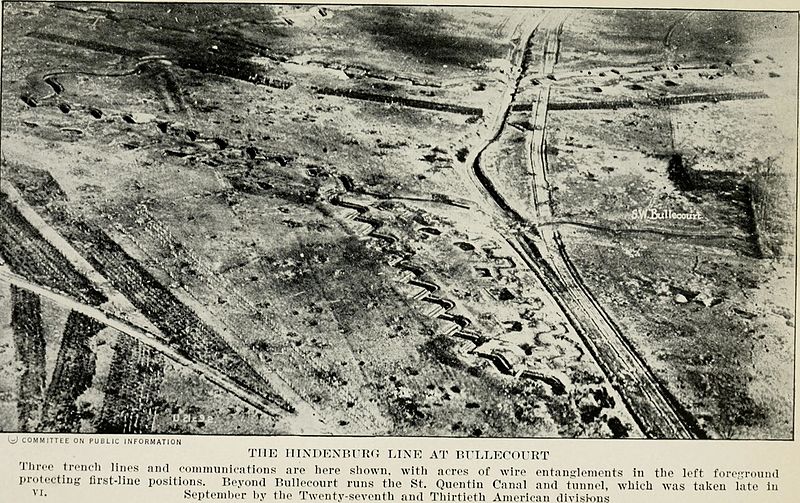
[0,3,796,439]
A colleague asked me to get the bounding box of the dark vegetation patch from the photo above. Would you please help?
[685,367,766,439]
[387,396,427,426]
[225,165,319,205]
[668,11,761,63]
[667,153,694,191]
[508,380,555,429]
[558,10,683,66]
[6,162,69,208]
[11,286,47,432]
[607,417,629,438]
[39,311,102,432]
[312,367,347,388]
[747,157,794,257]
[350,7,504,68]
[664,154,760,253]
[97,335,166,434]
[0,193,107,305]
[419,333,463,369]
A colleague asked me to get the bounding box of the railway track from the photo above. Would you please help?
[547,232,699,437]
[464,11,701,438]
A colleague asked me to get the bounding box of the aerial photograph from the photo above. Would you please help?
[0,3,796,439]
